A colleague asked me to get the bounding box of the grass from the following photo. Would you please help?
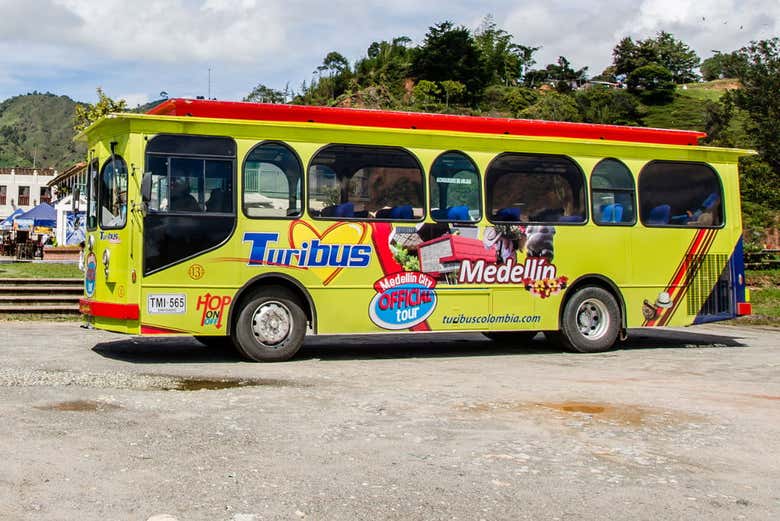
[735,269,780,327]
[642,94,710,130]
[0,262,82,279]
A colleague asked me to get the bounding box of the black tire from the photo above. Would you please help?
[482,331,538,344]
[553,286,620,353]
[232,287,307,362]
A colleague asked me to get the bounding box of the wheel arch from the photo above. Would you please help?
[227,273,317,336]
[558,274,627,331]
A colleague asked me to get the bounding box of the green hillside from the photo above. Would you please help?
[0,93,85,171]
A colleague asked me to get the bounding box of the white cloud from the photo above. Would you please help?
[0,0,778,103]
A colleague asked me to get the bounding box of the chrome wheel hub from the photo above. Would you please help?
[576,298,609,340]
[251,301,292,346]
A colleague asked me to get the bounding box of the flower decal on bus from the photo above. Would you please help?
[369,272,437,330]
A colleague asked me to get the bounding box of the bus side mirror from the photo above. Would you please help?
[141,172,152,203]
[72,188,80,213]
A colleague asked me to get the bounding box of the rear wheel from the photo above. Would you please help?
[553,286,620,353]
[232,287,307,362]
[482,331,538,344]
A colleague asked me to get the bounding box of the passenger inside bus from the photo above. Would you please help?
[170,176,200,211]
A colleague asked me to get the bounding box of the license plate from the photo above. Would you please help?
[147,294,186,314]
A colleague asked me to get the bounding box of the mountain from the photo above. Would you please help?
[0,92,86,171]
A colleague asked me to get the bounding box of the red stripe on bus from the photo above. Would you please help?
[140,324,190,334]
[657,229,718,326]
[79,299,140,320]
[643,229,714,327]
[147,99,706,146]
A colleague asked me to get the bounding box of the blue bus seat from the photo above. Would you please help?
[389,205,413,219]
[647,204,671,225]
[447,205,470,221]
[494,207,520,221]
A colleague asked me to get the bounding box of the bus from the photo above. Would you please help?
[78,98,752,361]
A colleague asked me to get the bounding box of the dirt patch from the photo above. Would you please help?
[158,376,308,391]
[457,400,698,427]
[162,377,304,391]
[36,400,122,412]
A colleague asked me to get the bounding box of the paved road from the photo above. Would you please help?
[1,322,778,521]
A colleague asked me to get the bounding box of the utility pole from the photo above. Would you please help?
[208,67,212,99]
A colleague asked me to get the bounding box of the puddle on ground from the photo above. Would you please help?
[158,376,306,391]
[36,400,122,412]
[457,400,692,427]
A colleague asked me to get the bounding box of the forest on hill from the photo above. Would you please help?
[0,17,777,247]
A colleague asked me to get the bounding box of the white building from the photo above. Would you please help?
[0,167,57,219]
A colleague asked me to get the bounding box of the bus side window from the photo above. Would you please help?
[486,153,586,224]
[243,142,303,218]
[591,158,636,225]
[430,151,481,223]
[638,161,723,228]
[308,145,424,221]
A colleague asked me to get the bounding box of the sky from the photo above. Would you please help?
[0,0,778,106]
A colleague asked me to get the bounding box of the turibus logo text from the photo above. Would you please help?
[243,232,372,268]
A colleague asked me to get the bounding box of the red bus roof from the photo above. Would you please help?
[147,98,706,146]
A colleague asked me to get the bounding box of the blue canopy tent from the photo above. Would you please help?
[1,208,25,230]
[17,203,56,229]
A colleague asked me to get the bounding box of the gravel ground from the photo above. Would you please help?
[0,321,778,521]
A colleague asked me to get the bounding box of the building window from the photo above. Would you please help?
[0,185,6,205]
[39,186,52,205]
[18,186,30,206]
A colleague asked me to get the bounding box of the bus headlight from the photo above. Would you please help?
[102,249,110,277]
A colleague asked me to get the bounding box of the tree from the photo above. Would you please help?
[612,32,699,83]
[730,38,780,175]
[519,92,582,122]
[73,88,127,132]
[627,63,676,103]
[708,38,780,250]
[412,80,441,109]
[700,51,746,81]
[653,31,700,84]
[523,56,588,93]
[411,21,489,103]
[244,83,286,103]
[440,80,466,108]
[474,15,538,86]
[575,87,644,125]
[504,87,539,116]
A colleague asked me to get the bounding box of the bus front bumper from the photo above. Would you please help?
[79,298,140,320]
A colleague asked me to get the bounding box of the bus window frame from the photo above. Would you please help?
[307,143,426,223]
[241,140,305,221]
[86,157,99,231]
[590,157,637,227]
[429,150,482,224]
[99,154,129,230]
[638,160,726,229]
[144,133,238,217]
[485,152,589,226]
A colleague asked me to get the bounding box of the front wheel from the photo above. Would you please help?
[232,287,307,362]
[553,286,620,353]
